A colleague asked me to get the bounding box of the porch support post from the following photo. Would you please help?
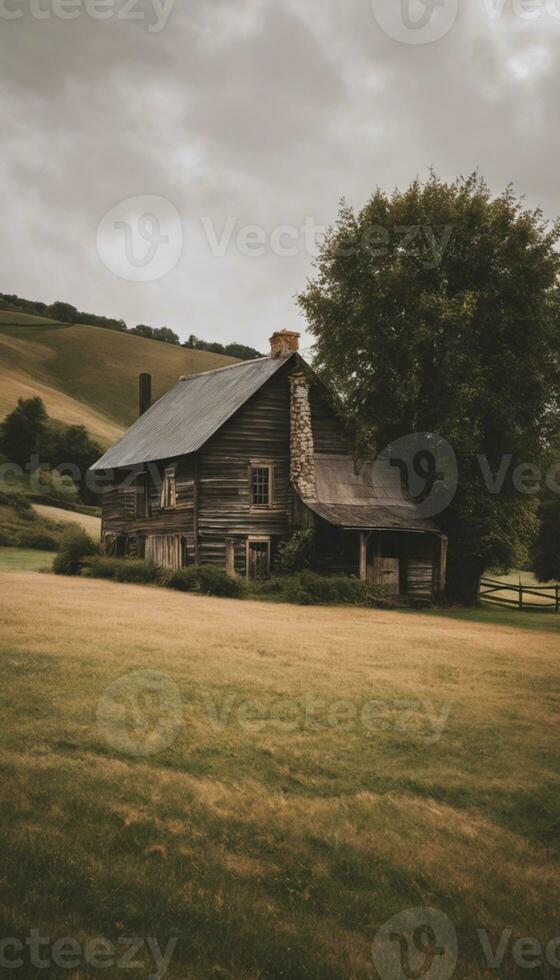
[438,535,448,596]
[359,532,367,582]
[372,533,382,586]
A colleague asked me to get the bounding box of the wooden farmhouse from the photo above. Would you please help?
[91,331,447,601]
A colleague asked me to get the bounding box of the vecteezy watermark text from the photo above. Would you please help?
[2,447,560,524]
[95,671,453,758]
[0,0,175,32]
[94,193,456,283]
[0,931,178,977]
[202,691,452,742]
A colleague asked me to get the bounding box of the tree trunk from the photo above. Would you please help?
[446,555,484,606]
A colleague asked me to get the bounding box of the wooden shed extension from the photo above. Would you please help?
[293,454,446,601]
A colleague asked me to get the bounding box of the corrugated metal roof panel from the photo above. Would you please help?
[307,500,441,533]
[91,355,291,470]
[309,455,442,533]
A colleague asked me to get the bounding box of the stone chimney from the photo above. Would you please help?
[269,329,300,359]
[289,371,316,500]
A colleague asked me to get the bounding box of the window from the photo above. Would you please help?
[160,466,177,509]
[250,464,273,508]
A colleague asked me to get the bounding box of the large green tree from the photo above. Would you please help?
[49,424,103,504]
[299,174,560,603]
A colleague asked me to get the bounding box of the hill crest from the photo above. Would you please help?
[0,313,239,447]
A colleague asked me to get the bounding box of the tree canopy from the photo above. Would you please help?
[0,396,47,468]
[299,173,560,602]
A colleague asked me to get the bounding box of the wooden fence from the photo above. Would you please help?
[479,576,560,611]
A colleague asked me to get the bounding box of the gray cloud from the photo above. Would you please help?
[1,0,559,351]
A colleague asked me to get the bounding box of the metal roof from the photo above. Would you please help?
[91,355,292,470]
[307,455,442,534]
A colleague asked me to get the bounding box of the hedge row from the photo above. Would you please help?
[52,527,390,607]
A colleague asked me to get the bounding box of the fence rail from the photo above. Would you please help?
[479,576,560,611]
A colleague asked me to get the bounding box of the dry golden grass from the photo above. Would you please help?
[0,321,238,445]
[0,571,559,978]
[32,504,101,539]
[0,365,124,446]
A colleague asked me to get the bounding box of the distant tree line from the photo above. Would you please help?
[182,334,262,360]
[0,292,262,357]
[0,294,128,333]
[130,324,180,345]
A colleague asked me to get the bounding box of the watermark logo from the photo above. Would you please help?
[96,669,183,756]
[373,432,458,519]
[0,0,176,32]
[370,0,458,44]
[96,194,183,282]
[481,0,560,22]
[372,907,458,980]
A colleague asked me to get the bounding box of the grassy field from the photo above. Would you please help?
[0,500,66,551]
[0,547,55,570]
[482,568,558,608]
[0,570,559,978]
[32,503,101,539]
[0,320,238,446]
[0,310,62,325]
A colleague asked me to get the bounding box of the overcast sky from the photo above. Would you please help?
[1,0,559,351]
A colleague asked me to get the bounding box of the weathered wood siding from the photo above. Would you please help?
[100,456,196,563]
[197,366,292,575]
[405,534,438,600]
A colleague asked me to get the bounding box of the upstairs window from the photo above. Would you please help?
[160,466,177,509]
[250,465,273,508]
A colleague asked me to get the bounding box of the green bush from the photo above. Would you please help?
[0,490,33,517]
[83,557,161,584]
[163,565,246,598]
[82,559,245,598]
[197,565,247,598]
[275,529,316,574]
[249,576,286,597]
[64,550,387,609]
[263,571,389,607]
[52,526,98,576]
[163,567,200,592]
[16,530,58,550]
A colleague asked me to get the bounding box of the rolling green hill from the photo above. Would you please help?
[0,315,238,447]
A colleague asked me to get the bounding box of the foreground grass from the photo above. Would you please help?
[0,572,559,978]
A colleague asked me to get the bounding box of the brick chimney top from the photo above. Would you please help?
[269,330,300,359]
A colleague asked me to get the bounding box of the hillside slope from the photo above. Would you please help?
[0,317,238,447]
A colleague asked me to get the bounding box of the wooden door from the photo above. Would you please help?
[145,534,182,570]
[247,540,270,580]
[379,558,400,595]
